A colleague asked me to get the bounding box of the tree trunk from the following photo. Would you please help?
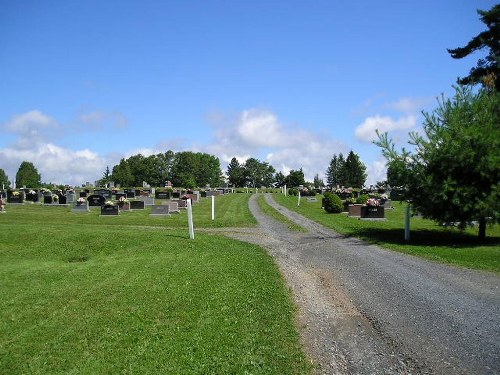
[478,216,486,241]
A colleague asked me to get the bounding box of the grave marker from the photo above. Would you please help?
[150,205,170,216]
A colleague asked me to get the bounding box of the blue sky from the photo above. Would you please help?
[0,0,495,187]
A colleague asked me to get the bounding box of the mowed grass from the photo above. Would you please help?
[256,194,306,232]
[274,194,500,273]
[0,195,311,374]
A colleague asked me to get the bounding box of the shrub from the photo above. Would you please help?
[288,188,299,196]
[323,192,343,213]
[356,194,369,204]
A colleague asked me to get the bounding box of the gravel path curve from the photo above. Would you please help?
[210,194,500,374]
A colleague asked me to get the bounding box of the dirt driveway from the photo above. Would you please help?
[211,194,500,374]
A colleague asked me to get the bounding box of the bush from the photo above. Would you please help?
[288,188,299,196]
[356,194,369,204]
[323,192,343,213]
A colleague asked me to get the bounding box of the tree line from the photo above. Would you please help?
[1,148,369,190]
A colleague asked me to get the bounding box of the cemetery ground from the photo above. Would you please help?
[1,192,499,374]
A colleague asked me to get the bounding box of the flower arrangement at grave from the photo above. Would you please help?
[52,194,59,202]
[117,196,129,207]
[365,198,380,207]
[104,200,115,207]
[76,197,86,206]
[181,194,190,200]
[12,191,20,196]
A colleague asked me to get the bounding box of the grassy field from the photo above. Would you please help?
[274,194,500,273]
[256,194,306,232]
[0,194,311,374]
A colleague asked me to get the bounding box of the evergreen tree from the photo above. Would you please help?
[227,157,245,187]
[15,161,41,188]
[376,85,500,239]
[326,153,345,187]
[313,174,324,189]
[285,169,305,187]
[447,4,500,89]
[0,168,11,188]
[274,171,286,187]
[342,151,367,188]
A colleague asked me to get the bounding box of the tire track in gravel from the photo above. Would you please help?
[211,194,500,375]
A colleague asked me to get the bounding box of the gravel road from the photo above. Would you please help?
[213,194,500,374]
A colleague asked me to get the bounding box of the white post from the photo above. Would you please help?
[284,184,287,196]
[187,199,195,240]
[211,195,215,220]
[404,203,410,242]
[298,190,301,206]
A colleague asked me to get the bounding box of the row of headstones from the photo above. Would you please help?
[95,199,188,216]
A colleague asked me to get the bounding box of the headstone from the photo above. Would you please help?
[129,200,145,210]
[155,191,171,200]
[348,204,363,217]
[125,191,135,199]
[87,194,106,207]
[7,191,24,204]
[100,204,119,216]
[136,196,155,206]
[150,205,170,216]
[178,199,188,209]
[95,189,112,200]
[72,201,90,213]
[168,201,179,213]
[57,194,67,204]
[79,191,88,198]
[25,190,39,203]
[65,191,75,203]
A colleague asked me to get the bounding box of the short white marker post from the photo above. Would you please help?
[284,184,287,196]
[187,199,195,240]
[211,195,215,220]
[298,190,301,206]
[404,202,411,242]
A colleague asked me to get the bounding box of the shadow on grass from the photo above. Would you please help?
[352,227,500,248]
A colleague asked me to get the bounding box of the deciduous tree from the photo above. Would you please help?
[15,161,41,188]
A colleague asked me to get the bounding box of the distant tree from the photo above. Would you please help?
[342,151,367,188]
[97,166,112,187]
[0,168,11,188]
[227,158,246,187]
[171,151,223,188]
[274,171,286,187]
[285,169,305,187]
[375,85,500,239]
[313,174,325,189]
[112,159,133,186]
[15,161,41,188]
[325,153,345,187]
[240,158,276,188]
[447,4,500,89]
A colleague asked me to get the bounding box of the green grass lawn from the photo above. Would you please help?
[0,195,310,374]
[274,194,500,273]
[256,194,306,232]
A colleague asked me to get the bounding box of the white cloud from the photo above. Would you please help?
[0,143,110,187]
[236,109,290,147]
[365,158,388,186]
[354,115,417,143]
[2,110,61,149]
[202,108,348,182]
[385,97,431,113]
[78,110,129,130]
